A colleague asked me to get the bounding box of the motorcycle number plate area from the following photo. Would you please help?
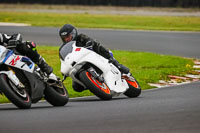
[9,55,21,66]
[104,65,129,93]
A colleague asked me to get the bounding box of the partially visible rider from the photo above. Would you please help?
[0,33,53,76]
[59,24,130,92]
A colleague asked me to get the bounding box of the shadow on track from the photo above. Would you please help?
[0,106,52,111]
[0,103,69,111]
[70,96,130,102]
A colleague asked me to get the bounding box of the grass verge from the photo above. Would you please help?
[0,46,194,103]
[0,11,200,31]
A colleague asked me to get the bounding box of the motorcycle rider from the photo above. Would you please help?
[0,33,53,75]
[59,24,130,92]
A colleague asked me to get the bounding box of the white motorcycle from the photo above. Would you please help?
[59,41,141,100]
[0,44,68,109]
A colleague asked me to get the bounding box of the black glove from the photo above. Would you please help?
[108,57,115,63]
[24,41,37,49]
[85,40,94,47]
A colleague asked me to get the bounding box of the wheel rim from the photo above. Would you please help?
[8,79,30,102]
[126,80,139,88]
[86,72,111,94]
[54,86,67,96]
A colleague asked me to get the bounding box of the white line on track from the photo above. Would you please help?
[0,22,30,26]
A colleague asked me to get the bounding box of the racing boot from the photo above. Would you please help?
[110,58,130,74]
[37,57,53,75]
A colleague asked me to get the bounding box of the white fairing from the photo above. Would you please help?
[0,45,35,73]
[0,45,7,63]
[60,41,129,95]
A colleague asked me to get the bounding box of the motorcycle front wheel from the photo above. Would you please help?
[79,70,112,100]
[0,74,31,109]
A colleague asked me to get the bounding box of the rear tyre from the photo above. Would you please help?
[79,70,112,100]
[0,74,31,109]
[44,83,69,106]
[124,79,141,98]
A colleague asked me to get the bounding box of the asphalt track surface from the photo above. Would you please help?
[1,26,200,58]
[0,26,200,133]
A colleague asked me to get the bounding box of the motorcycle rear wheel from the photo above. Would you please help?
[44,84,69,106]
[0,74,31,109]
[79,70,112,100]
[124,79,141,98]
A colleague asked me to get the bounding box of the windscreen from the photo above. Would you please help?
[59,41,75,60]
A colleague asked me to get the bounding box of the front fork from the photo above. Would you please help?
[87,67,104,83]
[0,67,25,88]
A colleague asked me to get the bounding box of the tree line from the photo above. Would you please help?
[1,0,200,7]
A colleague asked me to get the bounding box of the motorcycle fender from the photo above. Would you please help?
[0,70,20,86]
[61,59,72,75]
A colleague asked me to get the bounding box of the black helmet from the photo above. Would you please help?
[59,24,78,43]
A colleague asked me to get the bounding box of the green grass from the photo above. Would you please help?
[0,11,200,31]
[0,46,194,103]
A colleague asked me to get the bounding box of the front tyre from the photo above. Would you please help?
[79,70,112,100]
[44,83,69,106]
[124,79,141,98]
[0,74,31,109]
